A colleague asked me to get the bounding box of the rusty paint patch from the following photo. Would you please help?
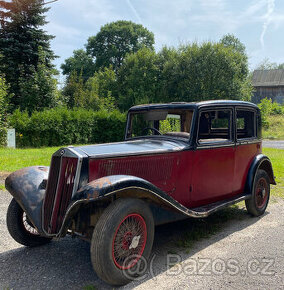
[78,177,112,200]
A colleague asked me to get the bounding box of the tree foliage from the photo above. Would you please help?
[61,49,96,82]
[117,47,160,111]
[0,75,10,145]
[18,47,58,113]
[86,20,155,72]
[220,34,246,55]
[116,39,252,110]
[62,66,116,111]
[0,0,57,111]
[255,58,284,70]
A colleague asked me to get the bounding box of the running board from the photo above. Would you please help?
[186,194,251,218]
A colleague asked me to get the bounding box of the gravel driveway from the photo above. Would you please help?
[1,189,283,290]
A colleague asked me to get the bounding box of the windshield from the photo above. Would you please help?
[126,109,194,140]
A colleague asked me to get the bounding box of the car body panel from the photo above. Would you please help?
[73,138,187,158]
[190,146,235,207]
[5,166,49,235]
[233,141,262,195]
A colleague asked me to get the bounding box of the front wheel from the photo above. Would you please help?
[90,198,154,286]
[6,198,52,247]
[245,169,270,217]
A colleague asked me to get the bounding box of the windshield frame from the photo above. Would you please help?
[124,107,196,144]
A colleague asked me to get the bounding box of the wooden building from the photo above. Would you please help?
[252,69,284,104]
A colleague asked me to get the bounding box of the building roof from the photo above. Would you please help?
[252,69,284,87]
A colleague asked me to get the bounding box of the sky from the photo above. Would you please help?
[44,0,284,79]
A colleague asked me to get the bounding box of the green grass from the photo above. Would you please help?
[263,115,284,140]
[263,148,284,199]
[0,146,61,172]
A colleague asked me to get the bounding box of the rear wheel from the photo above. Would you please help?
[90,198,154,286]
[245,169,270,217]
[6,198,52,247]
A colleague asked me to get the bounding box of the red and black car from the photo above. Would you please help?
[5,100,275,285]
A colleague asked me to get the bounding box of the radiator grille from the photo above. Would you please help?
[97,156,175,182]
[43,156,78,234]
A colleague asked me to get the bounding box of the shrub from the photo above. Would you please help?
[258,98,284,129]
[8,107,126,148]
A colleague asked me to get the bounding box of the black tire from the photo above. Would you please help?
[245,169,270,217]
[6,198,52,247]
[90,198,154,286]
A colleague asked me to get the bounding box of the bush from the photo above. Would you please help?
[8,107,126,148]
[258,98,284,129]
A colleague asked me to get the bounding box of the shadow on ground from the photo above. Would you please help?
[0,205,266,290]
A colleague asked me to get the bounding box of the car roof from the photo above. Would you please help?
[128,100,259,112]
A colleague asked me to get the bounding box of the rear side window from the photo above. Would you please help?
[198,109,232,144]
[236,110,256,139]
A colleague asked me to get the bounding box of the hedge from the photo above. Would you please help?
[8,107,126,147]
[0,126,6,146]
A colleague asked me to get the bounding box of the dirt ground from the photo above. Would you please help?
[0,188,283,289]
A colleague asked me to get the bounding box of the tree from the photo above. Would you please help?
[86,20,154,72]
[159,42,252,102]
[0,0,56,111]
[0,75,10,145]
[220,34,246,55]
[62,66,116,111]
[61,49,96,82]
[117,48,160,111]
[255,58,284,70]
[115,41,252,110]
[18,46,58,113]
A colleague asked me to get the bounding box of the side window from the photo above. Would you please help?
[198,109,232,144]
[236,110,256,139]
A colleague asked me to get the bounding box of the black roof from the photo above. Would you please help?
[129,100,258,112]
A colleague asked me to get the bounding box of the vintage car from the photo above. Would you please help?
[5,100,275,285]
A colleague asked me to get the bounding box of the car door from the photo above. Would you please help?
[190,107,235,207]
[233,108,261,195]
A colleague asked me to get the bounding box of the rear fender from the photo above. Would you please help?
[5,166,49,235]
[245,154,276,194]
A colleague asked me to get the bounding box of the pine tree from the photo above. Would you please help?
[0,0,56,111]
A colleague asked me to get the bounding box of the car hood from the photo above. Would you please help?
[72,138,187,158]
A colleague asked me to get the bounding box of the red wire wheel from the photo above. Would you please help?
[255,177,269,209]
[91,198,154,286]
[112,213,147,270]
[245,169,270,217]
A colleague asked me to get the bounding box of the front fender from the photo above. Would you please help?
[5,166,49,235]
[245,154,276,194]
[72,175,182,206]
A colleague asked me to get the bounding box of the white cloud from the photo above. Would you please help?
[43,0,284,70]
[126,0,142,23]
[260,0,275,49]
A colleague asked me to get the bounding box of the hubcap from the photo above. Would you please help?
[112,214,147,270]
[255,177,268,209]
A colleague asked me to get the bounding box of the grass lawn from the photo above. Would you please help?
[263,148,284,199]
[263,115,284,140]
[0,146,61,173]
